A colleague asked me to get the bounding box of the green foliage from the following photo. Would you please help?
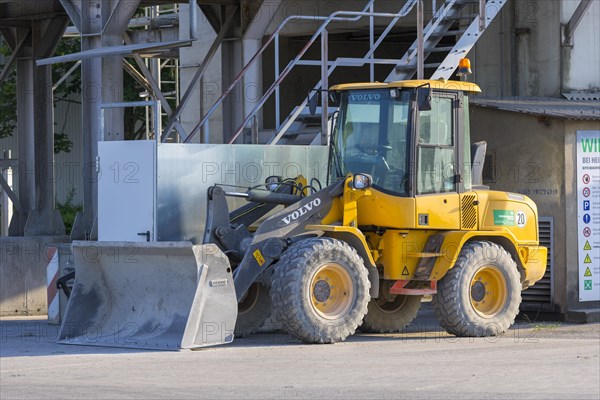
[54,133,74,154]
[0,41,16,139]
[52,38,82,99]
[0,36,79,152]
[56,188,82,234]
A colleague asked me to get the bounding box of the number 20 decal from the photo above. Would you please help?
[516,211,527,228]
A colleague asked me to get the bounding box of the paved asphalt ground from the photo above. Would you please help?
[1,304,599,400]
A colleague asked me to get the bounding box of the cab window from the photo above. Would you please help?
[417,96,456,194]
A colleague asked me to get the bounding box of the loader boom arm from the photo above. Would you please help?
[204,179,345,301]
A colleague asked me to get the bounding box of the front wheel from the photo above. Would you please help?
[270,238,370,344]
[433,241,521,337]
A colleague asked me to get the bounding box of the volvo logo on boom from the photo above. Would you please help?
[281,198,322,225]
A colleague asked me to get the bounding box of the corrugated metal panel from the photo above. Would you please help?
[521,217,554,311]
[0,131,19,197]
[471,97,600,121]
[53,98,83,206]
[0,96,83,207]
[562,92,600,101]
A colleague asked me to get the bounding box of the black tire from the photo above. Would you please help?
[270,238,370,344]
[433,241,521,337]
[361,280,422,333]
[234,282,271,337]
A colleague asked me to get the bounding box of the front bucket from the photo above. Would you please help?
[58,242,237,350]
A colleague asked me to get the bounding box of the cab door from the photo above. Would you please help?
[414,92,461,230]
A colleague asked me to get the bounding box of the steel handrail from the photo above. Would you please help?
[226,4,418,144]
[268,0,418,145]
[181,0,378,143]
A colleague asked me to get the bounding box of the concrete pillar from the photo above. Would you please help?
[71,0,103,240]
[242,39,263,135]
[20,18,68,237]
[179,4,223,143]
[102,34,125,141]
[11,55,35,235]
[221,40,245,143]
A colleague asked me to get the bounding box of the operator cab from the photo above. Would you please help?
[328,80,482,198]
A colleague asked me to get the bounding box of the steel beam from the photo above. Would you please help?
[0,30,29,85]
[416,0,424,80]
[0,168,21,213]
[320,29,328,146]
[563,0,593,46]
[123,32,188,140]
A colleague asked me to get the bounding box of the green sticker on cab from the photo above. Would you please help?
[494,210,515,226]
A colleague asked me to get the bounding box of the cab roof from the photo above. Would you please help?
[330,79,482,94]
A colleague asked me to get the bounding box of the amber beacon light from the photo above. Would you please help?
[457,58,472,80]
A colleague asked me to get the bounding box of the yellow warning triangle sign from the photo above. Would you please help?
[584,241,592,251]
[584,254,592,264]
[584,267,592,277]
[402,266,410,276]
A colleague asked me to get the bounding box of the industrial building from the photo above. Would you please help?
[0,0,599,326]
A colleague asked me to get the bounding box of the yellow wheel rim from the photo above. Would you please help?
[310,263,354,320]
[470,266,508,318]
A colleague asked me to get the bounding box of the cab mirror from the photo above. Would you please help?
[352,173,372,190]
[417,87,432,111]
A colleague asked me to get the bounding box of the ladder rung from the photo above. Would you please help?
[441,13,479,22]
[431,29,467,37]
[426,46,455,53]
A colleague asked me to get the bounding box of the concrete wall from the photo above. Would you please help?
[470,106,567,310]
[561,1,600,92]
[0,236,70,316]
[471,105,600,315]
[473,0,600,98]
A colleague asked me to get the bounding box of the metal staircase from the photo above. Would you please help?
[388,0,508,81]
[169,0,507,146]
[269,0,507,146]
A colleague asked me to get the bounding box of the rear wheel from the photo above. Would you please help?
[433,241,521,337]
[361,280,422,333]
[234,282,271,337]
[270,238,370,344]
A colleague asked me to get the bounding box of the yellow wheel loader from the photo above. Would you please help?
[59,79,547,349]
[205,79,547,343]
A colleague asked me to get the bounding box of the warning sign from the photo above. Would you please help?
[577,131,600,302]
[401,266,410,276]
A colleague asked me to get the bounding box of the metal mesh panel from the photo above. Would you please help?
[521,217,554,311]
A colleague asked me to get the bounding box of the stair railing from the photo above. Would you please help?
[181,0,421,144]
